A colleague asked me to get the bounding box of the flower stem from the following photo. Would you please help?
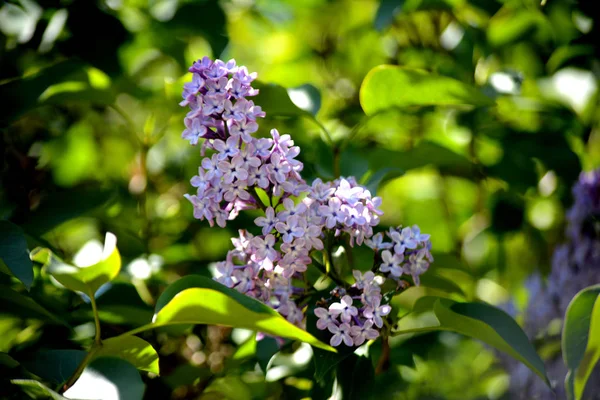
[89,292,102,345]
[375,336,390,375]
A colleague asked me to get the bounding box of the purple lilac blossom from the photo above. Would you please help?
[181,58,433,344]
[504,169,600,399]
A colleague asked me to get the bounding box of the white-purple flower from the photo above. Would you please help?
[329,295,358,323]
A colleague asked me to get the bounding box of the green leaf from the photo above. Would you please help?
[92,336,159,375]
[574,296,600,400]
[364,141,477,178]
[20,188,114,236]
[0,60,86,126]
[360,66,493,115]
[31,232,121,296]
[487,10,543,47]
[256,336,280,372]
[0,221,33,289]
[374,0,404,31]
[393,298,549,385]
[23,350,86,385]
[253,81,313,119]
[362,167,405,195]
[418,273,466,297]
[0,352,19,369]
[562,284,600,400]
[0,284,66,325]
[11,379,70,400]
[288,84,322,116]
[126,275,335,352]
[334,354,375,400]
[63,357,145,400]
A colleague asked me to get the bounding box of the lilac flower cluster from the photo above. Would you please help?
[181,58,433,347]
[314,271,391,346]
[504,169,600,399]
[366,227,433,285]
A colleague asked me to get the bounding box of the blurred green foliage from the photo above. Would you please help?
[1,0,599,399]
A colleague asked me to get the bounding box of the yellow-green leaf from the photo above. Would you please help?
[92,336,159,375]
[121,275,335,352]
[359,65,494,115]
[31,232,121,296]
[562,284,600,400]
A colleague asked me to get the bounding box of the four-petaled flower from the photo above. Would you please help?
[329,295,358,323]
[379,250,404,277]
[329,323,354,347]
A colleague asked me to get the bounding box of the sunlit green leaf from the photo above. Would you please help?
[30,232,121,296]
[253,81,313,119]
[393,298,549,385]
[0,221,33,289]
[360,66,493,115]
[63,357,145,400]
[562,284,600,400]
[288,84,322,116]
[11,379,70,400]
[124,275,335,352]
[92,336,159,375]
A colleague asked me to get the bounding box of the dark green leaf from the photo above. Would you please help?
[0,60,86,126]
[20,188,115,236]
[306,306,355,381]
[334,354,375,400]
[374,0,404,31]
[23,350,86,385]
[393,298,549,385]
[0,284,66,325]
[0,221,33,289]
[63,357,145,400]
[364,141,477,178]
[256,336,280,372]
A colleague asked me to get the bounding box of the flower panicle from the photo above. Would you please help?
[181,57,433,347]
